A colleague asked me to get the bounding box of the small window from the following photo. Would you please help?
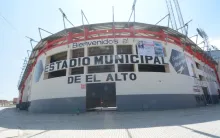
[117,45,132,54]
[212,71,215,77]
[88,46,113,56]
[72,48,84,58]
[199,75,204,81]
[50,51,67,63]
[138,64,165,72]
[118,64,134,72]
[88,65,115,73]
[196,62,200,69]
[48,70,66,79]
[71,67,84,75]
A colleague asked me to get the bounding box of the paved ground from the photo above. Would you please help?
[1,105,220,138]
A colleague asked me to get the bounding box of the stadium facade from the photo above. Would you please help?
[17,22,220,113]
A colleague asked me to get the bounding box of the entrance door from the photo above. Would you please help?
[102,83,116,107]
[202,87,212,104]
[86,82,116,110]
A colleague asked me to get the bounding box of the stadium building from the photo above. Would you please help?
[17,22,220,113]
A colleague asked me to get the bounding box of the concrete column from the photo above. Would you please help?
[84,47,88,74]
[114,44,118,72]
[132,43,138,72]
[66,48,71,76]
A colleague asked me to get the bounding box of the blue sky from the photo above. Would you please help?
[0,0,220,100]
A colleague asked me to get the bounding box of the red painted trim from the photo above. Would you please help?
[68,32,74,43]
[214,68,220,84]
[84,27,89,40]
[19,28,219,89]
[72,32,84,38]
[49,37,66,45]
[129,26,134,37]
[135,29,162,36]
[159,30,166,41]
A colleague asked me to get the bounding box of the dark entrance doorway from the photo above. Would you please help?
[202,87,212,104]
[86,82,116,110]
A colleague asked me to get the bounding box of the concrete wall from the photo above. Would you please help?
[22,71,33,103]
[19,38,219,113]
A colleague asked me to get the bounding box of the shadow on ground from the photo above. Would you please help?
[180,126,220,138]
[0,105,220,131]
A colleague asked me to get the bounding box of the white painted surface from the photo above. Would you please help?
[117,72,194,95]
[21,71,33,102]
[31,76,85,100]
[19,38,218,101]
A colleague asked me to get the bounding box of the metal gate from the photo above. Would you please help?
[86,82,116,110]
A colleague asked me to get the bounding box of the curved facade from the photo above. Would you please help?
[17,22,220,113]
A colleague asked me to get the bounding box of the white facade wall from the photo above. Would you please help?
[21,71,33,103]
[20,38,219,102]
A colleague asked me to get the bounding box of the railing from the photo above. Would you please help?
[18,27,219,90]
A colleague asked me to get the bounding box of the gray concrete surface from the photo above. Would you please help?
[1,105,220,138]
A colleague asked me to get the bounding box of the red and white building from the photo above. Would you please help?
[17,22,220,113]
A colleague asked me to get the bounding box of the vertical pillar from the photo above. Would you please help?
[66,49,71,76]
[67,32,73,47]
[114,44,118,72]
[132,41,138,72]
[159,30,166,42]
[84,27,89,40]
[129,26,135,37]
[84,46,88,74]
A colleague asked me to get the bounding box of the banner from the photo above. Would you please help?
[136,40,155,56]
[185,55,196,77]
[154,41,164,57]
[136,40,164,57]
[169,49,190,76]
